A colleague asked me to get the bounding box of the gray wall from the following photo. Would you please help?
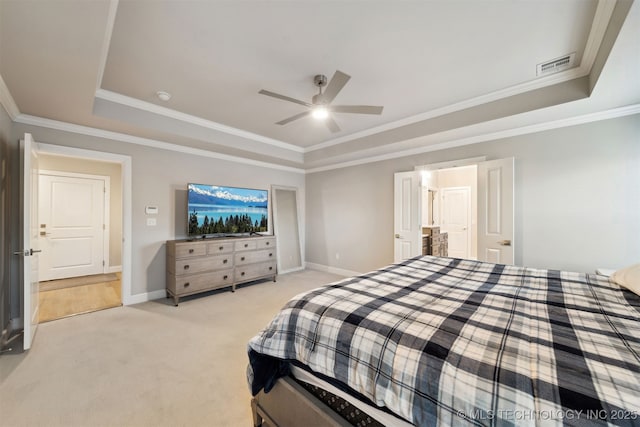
[11,123,305,298]
[306,113,640,274]
[5,112,639,314]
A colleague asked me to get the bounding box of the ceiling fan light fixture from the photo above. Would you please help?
[312,106,329,120]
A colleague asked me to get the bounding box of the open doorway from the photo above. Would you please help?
[394,157,514,264]
[420,165,477,260]
[36,153,123,322]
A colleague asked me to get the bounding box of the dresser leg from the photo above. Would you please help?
[173,295,179,306]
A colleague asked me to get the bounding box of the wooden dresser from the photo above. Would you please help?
[166,235,277,306]
[422,227,448,257]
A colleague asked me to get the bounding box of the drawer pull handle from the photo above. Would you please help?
[189,249,194,254]
[219,246,223,250]
[223,259,228,264]
[269,267,273,271]
[241,256,245,261]
[244,244,248,248]
[266,242,270,245]
[223,275,228,280]
[184,265,190,270]
[184,282,190,288]
[241,272,245,276]
[269,253,273,257]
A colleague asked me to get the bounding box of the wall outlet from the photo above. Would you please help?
[146,218,157,226]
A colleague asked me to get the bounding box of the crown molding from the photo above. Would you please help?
[94,89,304,153]
[0,74,20,120]
[14,114,305,174]
[13,102,639,176]
[305,104,640,174]
[95,0,119,90]
[580,0,618,73]
[306,68,592,154]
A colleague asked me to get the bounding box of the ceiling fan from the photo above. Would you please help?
[258,70,383,133]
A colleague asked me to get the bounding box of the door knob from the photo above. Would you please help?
[497,240,511,246]
[395,234,400,239]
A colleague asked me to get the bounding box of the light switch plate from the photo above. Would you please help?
[145,206,158,214]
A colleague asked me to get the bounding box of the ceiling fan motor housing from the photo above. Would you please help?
[314,74,328,87]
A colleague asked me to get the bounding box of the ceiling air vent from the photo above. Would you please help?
[536,52,576,76]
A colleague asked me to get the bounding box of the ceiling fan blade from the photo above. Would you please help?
[321,70,350,104]
[276,111,310,125]
[325,116,341,133]
[331,105,384,115]
[259,90,311,107]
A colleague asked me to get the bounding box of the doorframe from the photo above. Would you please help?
[39,170,111,278]
[415,156,486,173]
[35,143,133,305]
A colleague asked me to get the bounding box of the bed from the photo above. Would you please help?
[247,256,640,426]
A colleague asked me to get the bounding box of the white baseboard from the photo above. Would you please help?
[107,265,122,274]
[124,289,166,305]
[278,266,306,275]
[304,262,362,278]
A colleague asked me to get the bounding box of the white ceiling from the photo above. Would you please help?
[1,0,639,171]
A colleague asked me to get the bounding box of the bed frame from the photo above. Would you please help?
[251,376,351,427]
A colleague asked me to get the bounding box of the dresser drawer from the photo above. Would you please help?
[170,269,234,295]
[174,254,232,275]
[207,241,233,255]
[235,240,258,251]
[257,238,276,250]
[174,243,207,258]
[235,261,276,282]
[235,248,276,265]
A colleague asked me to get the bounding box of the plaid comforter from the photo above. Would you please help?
[247,256,640,426]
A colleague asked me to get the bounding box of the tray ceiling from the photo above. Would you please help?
[1,0,638,171]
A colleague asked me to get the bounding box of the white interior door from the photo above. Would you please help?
[394,171,422,262]
[20,133,40,351]
[39,173,106,281]
[477,158,514,264]
[440,187,471,259]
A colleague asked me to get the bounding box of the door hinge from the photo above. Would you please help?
[103,260,105,266]
[103,224,106,230]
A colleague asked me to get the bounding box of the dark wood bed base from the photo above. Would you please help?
[251,376,351,427]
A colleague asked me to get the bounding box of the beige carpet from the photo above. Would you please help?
[40,273,119,291]
[0,269,344,427]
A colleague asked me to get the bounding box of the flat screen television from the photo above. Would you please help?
[187,183,269,237]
